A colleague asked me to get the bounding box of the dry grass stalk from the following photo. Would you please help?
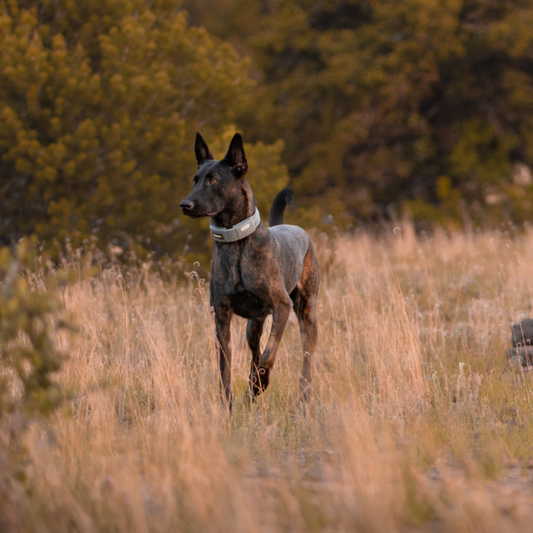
[3,223,533,531]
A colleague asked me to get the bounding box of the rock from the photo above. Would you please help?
[508,346,533,367]
[511,318,533,347]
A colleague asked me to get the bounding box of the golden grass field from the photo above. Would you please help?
[5,222,533,532]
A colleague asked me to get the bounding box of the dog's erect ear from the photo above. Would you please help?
[195,132,214,168]
[223,133,248,179]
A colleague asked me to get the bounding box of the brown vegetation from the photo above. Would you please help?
[3,224,533,532]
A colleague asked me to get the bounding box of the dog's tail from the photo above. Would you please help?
[269,188,294,227]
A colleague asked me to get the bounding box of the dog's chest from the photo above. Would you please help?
[224,272,272,320]
[212,247,273,319]
[227,289,270,319]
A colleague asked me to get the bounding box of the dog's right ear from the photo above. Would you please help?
[195,132,214,168]
[223,133,248,179]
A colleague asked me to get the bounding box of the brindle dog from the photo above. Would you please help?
[180,133,319,406]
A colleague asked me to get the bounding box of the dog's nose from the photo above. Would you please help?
[180,199,194,211]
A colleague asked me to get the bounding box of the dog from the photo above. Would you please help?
[180,132,319,406]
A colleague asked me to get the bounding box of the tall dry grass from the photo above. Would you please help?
[4,223,533,532]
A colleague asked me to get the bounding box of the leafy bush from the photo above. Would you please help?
[0,1,288,256]
[0,241,71,530]
[0,241,68,427]
[246,0,533,227]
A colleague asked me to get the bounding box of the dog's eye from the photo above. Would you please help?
[209,178,217,185]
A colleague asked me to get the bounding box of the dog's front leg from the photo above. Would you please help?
[246,318,266,402]
[254,295,292,395]
[214,304,233,409]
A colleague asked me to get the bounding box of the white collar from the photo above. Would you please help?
[210,208,261,243]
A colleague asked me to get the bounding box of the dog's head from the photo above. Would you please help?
[180,133,248,218]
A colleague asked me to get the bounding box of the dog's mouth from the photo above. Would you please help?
[181,209,219,218]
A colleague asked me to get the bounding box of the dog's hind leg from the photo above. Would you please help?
[292,247,319,401]
[215,304,234,409]
[296,294,318,401]
[246,317,266,401]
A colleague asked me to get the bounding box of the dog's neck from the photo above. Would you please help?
[211,181,256,229]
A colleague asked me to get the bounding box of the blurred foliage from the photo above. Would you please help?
[197,0,533,229]
[254,0,533,227]
[0,0,288,258]
[3,0,533,252]
[182,0,272,56]
[0,241,68,423]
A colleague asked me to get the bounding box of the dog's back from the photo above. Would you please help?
[268,189,312,292]
[269,224,311,293]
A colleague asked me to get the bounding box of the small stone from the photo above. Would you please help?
[511,319,533,348]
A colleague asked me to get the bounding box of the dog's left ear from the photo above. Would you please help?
[223,133,248,179]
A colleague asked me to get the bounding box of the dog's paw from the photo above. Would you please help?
[251,367,271,395]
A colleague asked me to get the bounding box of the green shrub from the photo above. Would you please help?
[0,241,68,424]
[0,1,288,257]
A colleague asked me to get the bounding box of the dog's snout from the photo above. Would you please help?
[180,199,194,211]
